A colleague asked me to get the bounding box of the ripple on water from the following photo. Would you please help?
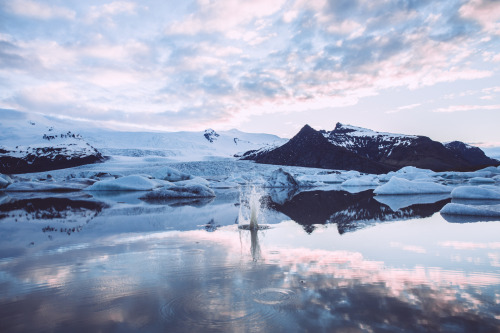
[252,288,297,306]
[159,282,278,330]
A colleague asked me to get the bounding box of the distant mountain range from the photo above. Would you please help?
[1,109,498,174]
[241,123,499,173]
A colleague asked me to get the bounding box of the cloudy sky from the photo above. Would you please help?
[1,0,500,144]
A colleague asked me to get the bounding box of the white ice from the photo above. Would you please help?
[86,175,164,191]
[450,186,500,200]
[374,177,451,195]
[440,203,500,217]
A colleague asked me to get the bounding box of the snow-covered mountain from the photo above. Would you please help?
[0,109,286,174]
[0,109,104,174]
[324,123,498,171]
[243,123,499,173]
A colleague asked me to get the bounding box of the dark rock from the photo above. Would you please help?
[243,125,395,174]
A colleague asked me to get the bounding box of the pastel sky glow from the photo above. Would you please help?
[1,0,500,144]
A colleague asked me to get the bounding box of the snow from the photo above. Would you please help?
[341,175,379,187]
[374,177,451,195]
[440,203,500,217]
[86,175,163,191]
[469,177,495,184]
[450,186,500,200]
[140,183,215,200]
[264,168,299,188]
[152,166,192,182]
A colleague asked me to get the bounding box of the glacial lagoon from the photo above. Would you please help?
[1,188,500,332]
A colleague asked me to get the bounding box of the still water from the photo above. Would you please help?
[1,188,500,332]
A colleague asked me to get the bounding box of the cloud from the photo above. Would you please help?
[5,0,75,20]
[434,104,500,113]
[86,1,138,24]
[460,0,500,35]
[165,0,286,36]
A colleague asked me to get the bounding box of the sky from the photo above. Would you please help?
[0,0,500,145]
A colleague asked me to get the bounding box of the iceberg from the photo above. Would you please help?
[152,166,192,182]
[86,175,162,191]
[469,177,495,184]
[140,183,215,200]
[341,175,379,187]
[450,186,500,200]
[440,203,500,217]
[264,168,299,188]
[374,177,450,195]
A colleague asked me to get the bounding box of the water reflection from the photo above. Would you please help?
[0,196,108,236]
[1,220,500,332]
[267,189,451,234]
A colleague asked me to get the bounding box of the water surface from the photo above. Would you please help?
[1,189,499,332]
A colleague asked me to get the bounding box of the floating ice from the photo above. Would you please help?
[341,175,379,187]
[379,166,435,182]
[0,176,10,189]
[374,193,450,211]
[440,203,500,217]
[5,181,87,192]
[86,175,162,191]
[140,183,215,200]
[264,168,299,188]
[152,166,192,182]
[374,177,450,195]
[450,186,500,200]
[469,177,495,184]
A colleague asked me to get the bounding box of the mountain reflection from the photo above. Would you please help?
[0,197,108,239]
[267,189,451,234]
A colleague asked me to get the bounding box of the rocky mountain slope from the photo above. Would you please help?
[242,125,395,174]
[242,123,499,173]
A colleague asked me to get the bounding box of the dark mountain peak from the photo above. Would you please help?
[296,124,316,135]
[203,128,219,143]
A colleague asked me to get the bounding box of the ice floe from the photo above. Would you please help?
[374,193,451,212]
[152,166,192,182]
[378,166,436,182]
[374,177,450,195]
[440,203,500,217]
[264,168,299,188]
[469,177,495,184]
[450,186,500,200]
[140,183,215,200]
[5,180,88,192]
[86,175,163,191]
[341,175,379,187]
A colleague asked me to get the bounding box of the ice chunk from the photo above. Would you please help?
[296,173,344,184]
[152,166,192,182]
[264,168,299,188]
[450,186,500,200]
[379,166,435,182]
[175,177,210,187]
[5,181,87,192]
[374,177,450,195]
[375,193,450,211]
[440,203,500,217]
[469,177,495,184]
[210,181,239,189]
[341,175,379,187]
[86,175,161,191]
[0,176,10,189]
[140,184,215,200]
